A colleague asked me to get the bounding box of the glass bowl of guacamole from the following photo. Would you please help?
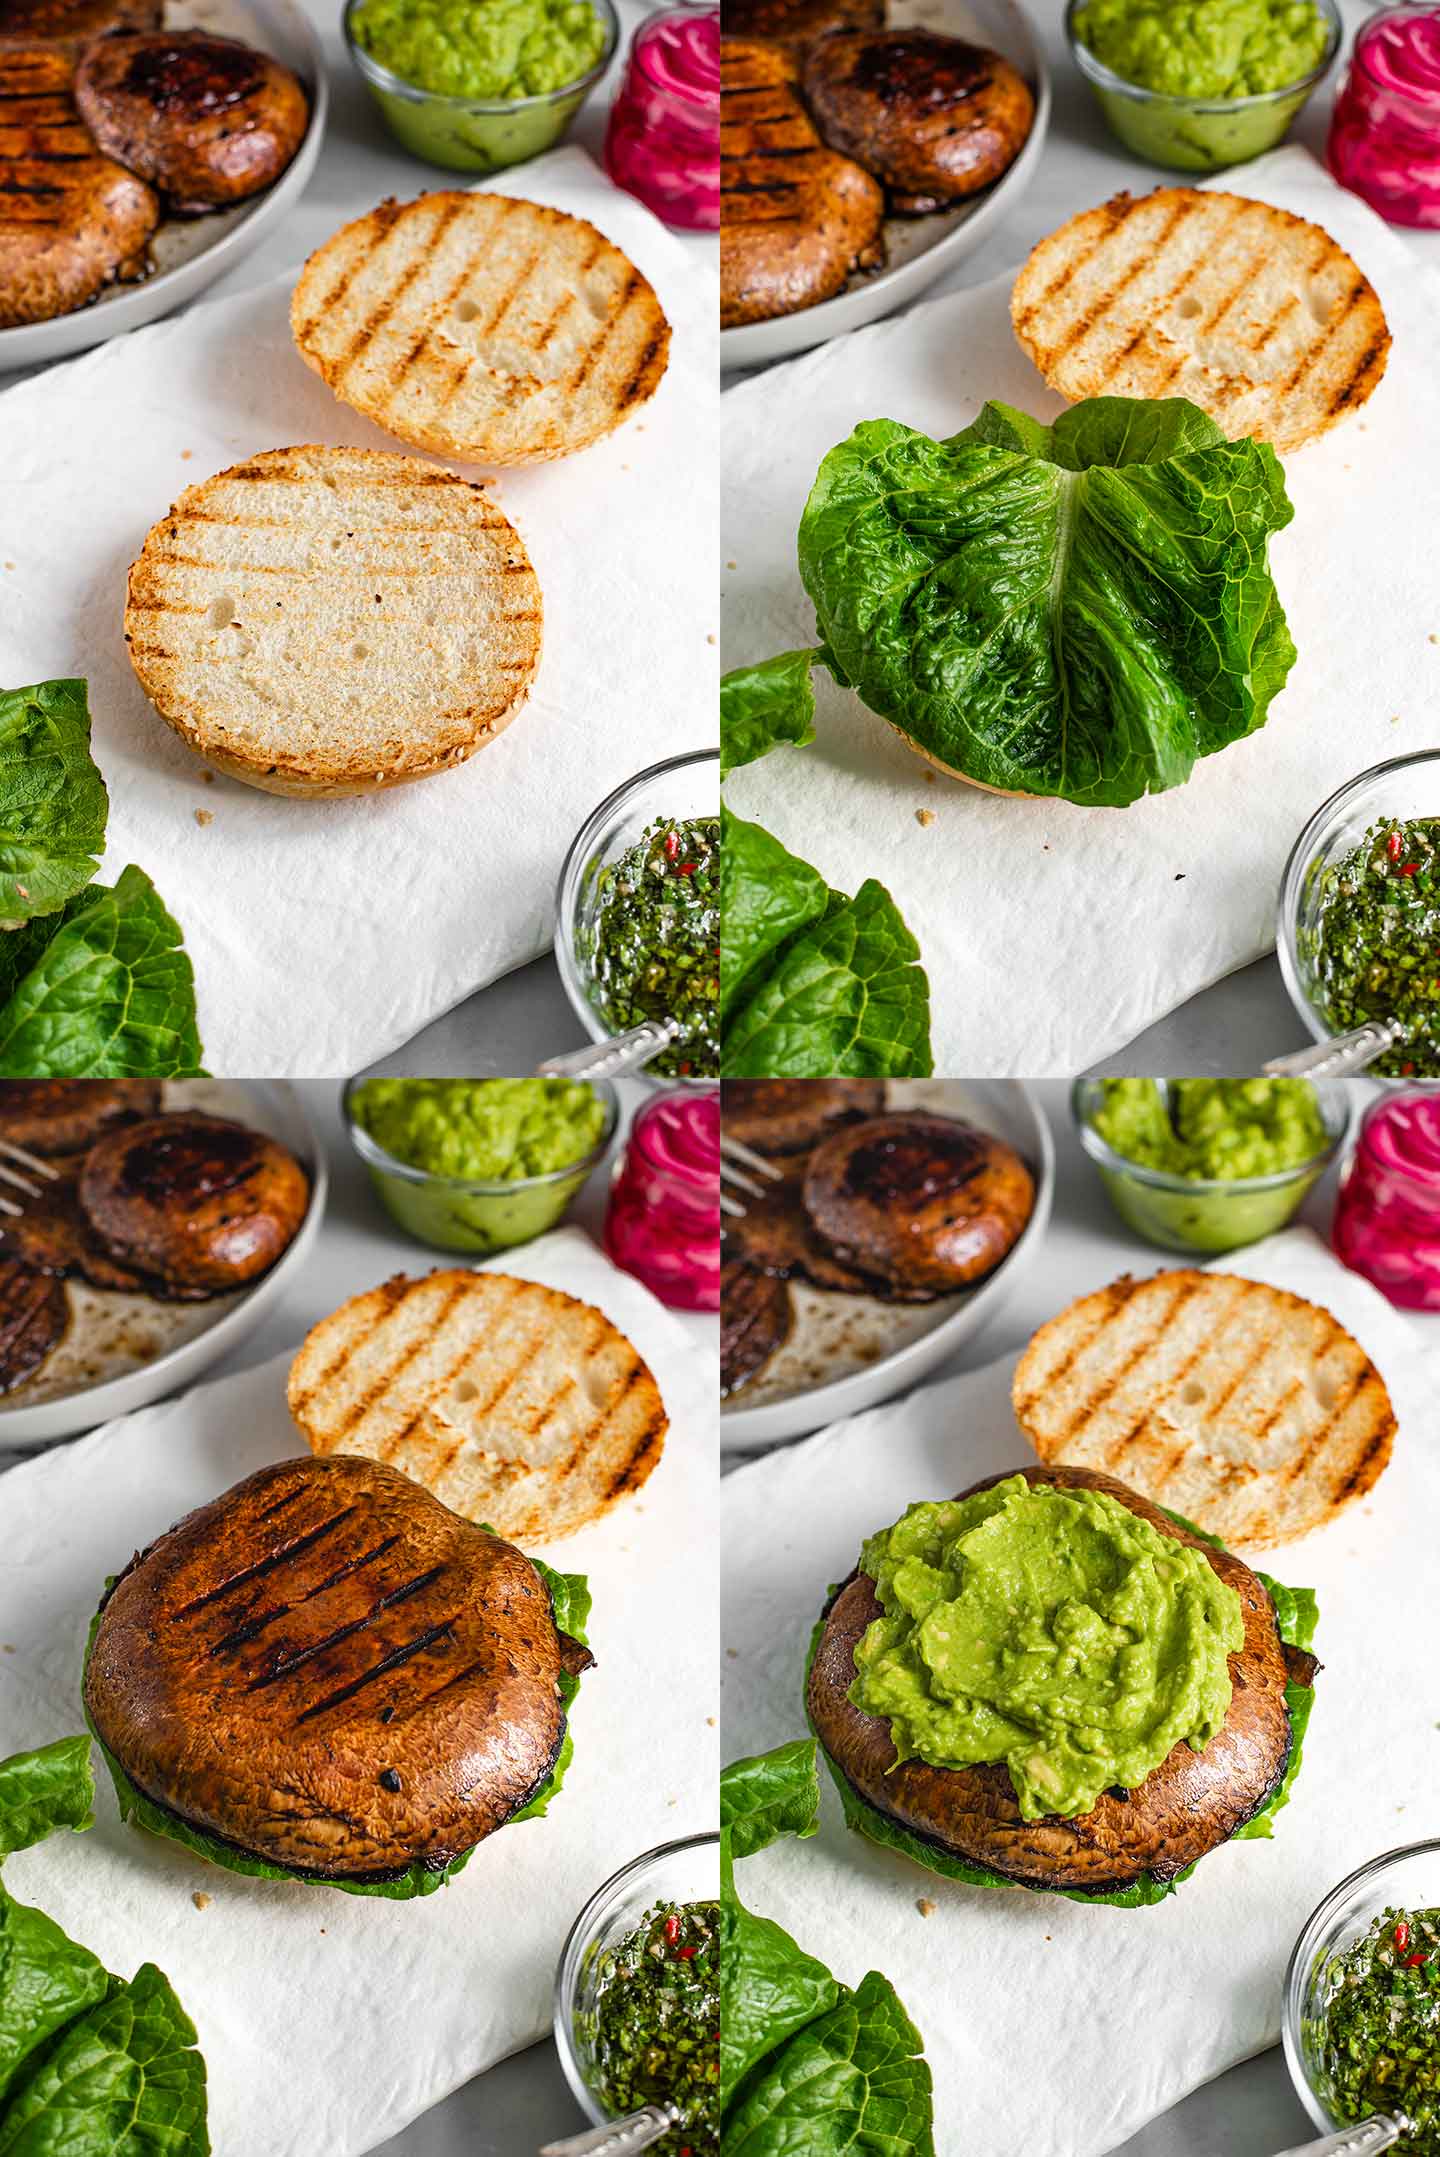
[342,1075,617,1252]
[554,1831,720,2153]
[1284,1840,1440,2153]
[1280,751,1440,1083]
[1072,1077,1352,1253]
[1066,0,1339,170]
[343,0,617,172]
[556,748,720,1086]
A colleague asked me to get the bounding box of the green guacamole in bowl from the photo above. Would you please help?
[344,1076,616,1253]
[344,0,616,172]
[1067,0,1338,170]
[1073,1077,1349,1254]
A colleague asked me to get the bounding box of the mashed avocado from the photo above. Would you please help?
[349,1078,609,1254]
[1094,1078,1327,1181]
[351,0,607,100]
[849,1475,1244,1822]
[1074,0,1328,98]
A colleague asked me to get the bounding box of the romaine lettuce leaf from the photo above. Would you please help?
[0,682,108,928]
[720,650,818,778]
[722,1968,935,2157]
[799,394,1296,807]
[721,1737,824,1863]
[0,867,203,1078]
[0,1740,94,1860]
[0,1892,110,2112]
[722,879,932,1079]
[720,809,830,1026]
[0,1962,208,2156]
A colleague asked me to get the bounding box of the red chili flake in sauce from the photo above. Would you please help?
[1397,1920,1412,1953]
[1388,831,1406,862]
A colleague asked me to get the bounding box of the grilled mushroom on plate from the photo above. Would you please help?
[78,1112,310,1295]
[802,30,1035,213]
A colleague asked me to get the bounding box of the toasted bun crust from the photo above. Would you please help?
[123,445,541,796]
[1012,1270,1395,1550]
[288,1270,668,1544]
[1010,188,1390,453]
[291,193,671,466]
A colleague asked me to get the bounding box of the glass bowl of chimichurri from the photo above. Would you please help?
[1285,1841,1440,2152]
[554,1831,720,2154]
[1280,751,1440,1082]
[556,749,720,1085]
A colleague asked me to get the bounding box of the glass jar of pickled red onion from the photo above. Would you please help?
[604,1086,719,1309]
[604,4,719,230]
[1328,4,1440,227]
[1332,1090,1440,1308]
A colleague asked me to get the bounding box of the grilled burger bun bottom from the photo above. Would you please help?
[83,1456,593,1885]
[124,445,542,797]
[807,1465,1316,1895]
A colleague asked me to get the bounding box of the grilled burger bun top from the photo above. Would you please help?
[1010,188,1390,455]
[78,1112,309,1295]
[807,1464,1316,1894]
[84,1456,594,1882]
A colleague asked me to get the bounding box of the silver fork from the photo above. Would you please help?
[1274,2115,1414,2155]
[539,2104,681,2155]
[0,1135,60,1219]
[720,1134,783,1220]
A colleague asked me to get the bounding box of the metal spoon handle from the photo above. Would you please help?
[539,2105,680,2156]
[1274,2114,1412,2156]
[535,1020,679,1083]
[1263,1020,1401,1080]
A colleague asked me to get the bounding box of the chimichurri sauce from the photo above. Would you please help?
[1316,1907,1440,2150]
[585,1900,719,2154]
[582,817,719,1079]
[1306,819,1440,1077]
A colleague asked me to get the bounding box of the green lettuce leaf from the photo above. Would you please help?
[720,809,830,1026]
[0,1892,110,2113]
[721,651,819,778]
[0,1740,94,1860]
[721,1737,824,1863]
[0,682,108,928]
[0,867,203,1078]
[83,1552,589,1897]
[804,1546,1318,1907]
[799,394,1296,808]
[0,1962,208,2156]
[723,878,933,1079]
[722,1968,935,2157]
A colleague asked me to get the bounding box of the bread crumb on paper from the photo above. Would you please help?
[916,1898,936,1918]
[916,808,935,828]
[191,1892,210,1910]
[194,809,213,827]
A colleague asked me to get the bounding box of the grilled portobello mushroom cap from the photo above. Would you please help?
[74,30,308,214]
[808,1464,1316,1893]
[0,43,157,329]
[802,1111,1034,1297]
[0,1155,195,1296]
[721,0,882,58]
[79,1112,309,1294]
[0,1079,162,1155]
[84,1456,594,1882]
[802,30,1034,214]
[721,36,884,329]
[722,1077,884,1157]
[0,1255,67,1393]
[721,1257,792,1395]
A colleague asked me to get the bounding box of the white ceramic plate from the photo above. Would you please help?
[721,1078,1054,1450]
[0,1078,327,1447]
[721,0,1050,371]
[0,0,326,374]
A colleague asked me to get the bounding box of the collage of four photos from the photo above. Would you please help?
[0,0,1439,2148]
